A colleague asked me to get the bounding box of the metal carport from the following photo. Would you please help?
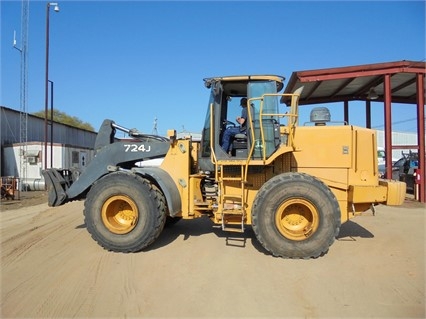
[282,60,426,202]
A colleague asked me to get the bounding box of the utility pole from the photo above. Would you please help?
[44,2,59,169]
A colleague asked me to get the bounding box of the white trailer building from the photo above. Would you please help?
[1,106,97,191]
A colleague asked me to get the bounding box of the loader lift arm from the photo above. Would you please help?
[42,119,170,206]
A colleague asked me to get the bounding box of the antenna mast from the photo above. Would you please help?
[14,0,29,190]
[152,117,158,135]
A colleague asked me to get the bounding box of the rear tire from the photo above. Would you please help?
[252,172,341,259]
[84,172,166,252]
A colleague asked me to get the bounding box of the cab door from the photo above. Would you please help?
[199,80,225,171]
[248,81,280,158]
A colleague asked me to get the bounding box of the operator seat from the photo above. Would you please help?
[231,133,248,157]
[232,133,247,148]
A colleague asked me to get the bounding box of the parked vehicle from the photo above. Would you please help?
[392,152,418,191]
[377,146,399,166]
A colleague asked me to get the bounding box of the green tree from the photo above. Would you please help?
[32,109,95,131]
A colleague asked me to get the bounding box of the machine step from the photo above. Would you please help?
[221,210,245,233]
[222,226,245,233]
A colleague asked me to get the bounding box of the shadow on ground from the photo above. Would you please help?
[337,220,374,241]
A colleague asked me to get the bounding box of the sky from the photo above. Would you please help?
[1,0,425,136]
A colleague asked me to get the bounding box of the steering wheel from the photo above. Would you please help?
[224,120,236,128]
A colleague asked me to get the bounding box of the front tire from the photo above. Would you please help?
[252,172,341,259]
[84,172,166,252]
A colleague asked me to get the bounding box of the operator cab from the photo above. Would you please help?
[199,75,285,171]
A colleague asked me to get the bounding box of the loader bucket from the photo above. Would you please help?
[42,169,72,206]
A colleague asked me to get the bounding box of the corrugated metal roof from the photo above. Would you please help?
[282,60,425,105]
[1,106,96,148]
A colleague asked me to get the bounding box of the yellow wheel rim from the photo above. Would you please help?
[101,195,138,234]
[275,198,319,241]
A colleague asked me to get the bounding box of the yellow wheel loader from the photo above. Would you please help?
[43,75,406,258]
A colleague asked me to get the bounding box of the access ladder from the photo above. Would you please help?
[215,161,248,233]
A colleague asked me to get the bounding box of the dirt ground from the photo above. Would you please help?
[1,192,425,318]
[0,190,48,211]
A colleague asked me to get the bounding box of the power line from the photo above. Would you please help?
[372,117,425,130]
